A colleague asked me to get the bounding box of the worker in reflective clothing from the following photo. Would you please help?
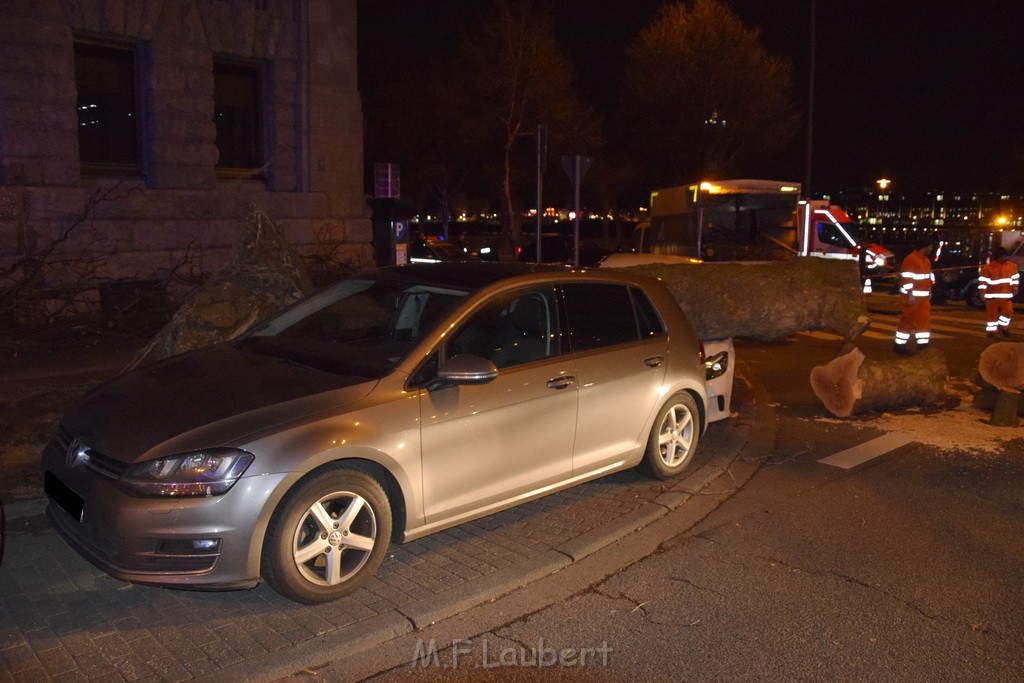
[894,237,935,354]
[978,246,1020,337]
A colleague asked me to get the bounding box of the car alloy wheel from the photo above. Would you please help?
[263,467,392,604]
[644,392,700,479]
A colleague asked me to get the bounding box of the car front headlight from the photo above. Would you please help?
[121,448,254,497]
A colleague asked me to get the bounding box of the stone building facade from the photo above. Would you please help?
[0,0,370,311]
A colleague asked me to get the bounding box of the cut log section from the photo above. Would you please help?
[621,258,867,342]
[973,388,1024,415]
[990,388,1021,427]
[978,342,1024,390]
[810,347,947,418]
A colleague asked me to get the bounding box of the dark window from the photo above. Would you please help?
[74,42,140,171]
[448,287,560,369]
[817,222,846,247]
[562,283,638,351]
[214,61,262,170]
[630,287,665,338]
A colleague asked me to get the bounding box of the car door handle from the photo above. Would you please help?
[644,356,664,367]
[547,375,575,390]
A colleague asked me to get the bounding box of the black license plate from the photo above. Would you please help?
[44,471,84,522]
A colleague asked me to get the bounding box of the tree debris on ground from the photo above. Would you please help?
[809,346,948,418]
[620,258,868,342]
[127,205,314,369]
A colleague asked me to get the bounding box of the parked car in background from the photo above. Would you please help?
[516,232,574,265]
[44,263,710,604]
[516,228,616,267]
[408,237,477,263]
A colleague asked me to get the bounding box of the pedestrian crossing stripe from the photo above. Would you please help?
[797,329,952,341]
[797,330,901,341]
[819,432,915,469]
[797,317,993,341]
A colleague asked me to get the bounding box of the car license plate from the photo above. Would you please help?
[44,471,84,522]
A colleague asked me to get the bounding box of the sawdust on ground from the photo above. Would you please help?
[813,379,1021,456]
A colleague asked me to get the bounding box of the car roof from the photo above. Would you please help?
[370,262,568,290]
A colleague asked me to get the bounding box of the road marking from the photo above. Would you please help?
[867,310,993,338]
[931,312,983,324]
[797,330,894,341]
[797,329,950,341]
[818,432,915,469]
[798,316,991,342]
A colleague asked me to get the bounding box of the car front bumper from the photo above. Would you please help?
[42,436,290,590]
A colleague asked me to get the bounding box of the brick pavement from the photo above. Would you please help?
[0,353,757,682]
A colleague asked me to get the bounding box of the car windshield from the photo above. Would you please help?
[236,273,470,378]
[836,221,860,243]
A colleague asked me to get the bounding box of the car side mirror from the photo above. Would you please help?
[427,354,498,390]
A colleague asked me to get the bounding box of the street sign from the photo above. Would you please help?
[374,162,400,199]
[562,155,593,184]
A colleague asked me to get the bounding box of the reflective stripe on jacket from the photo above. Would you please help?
[979,260,1020,299]
[898,250,934,298]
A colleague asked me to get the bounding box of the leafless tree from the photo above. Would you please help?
[445,0,602,247]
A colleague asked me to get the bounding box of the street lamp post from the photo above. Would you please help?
[877,178,891,222]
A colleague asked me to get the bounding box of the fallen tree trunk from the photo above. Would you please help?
[621,258,867,341]
[810,347,947,417]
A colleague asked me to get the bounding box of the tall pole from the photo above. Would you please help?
[573,155,581,267]
[536,124,545,264]
[803,0,816,199]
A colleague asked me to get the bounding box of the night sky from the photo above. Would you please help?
[358,1,1024,195]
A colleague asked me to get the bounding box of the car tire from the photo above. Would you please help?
[262,467,392,604]
[965,284,985,310]
[643,392,700,480]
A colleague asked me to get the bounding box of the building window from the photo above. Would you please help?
[214,60,263,172]
[74,41,140,172]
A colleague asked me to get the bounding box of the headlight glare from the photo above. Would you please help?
[704,350,729,380]
[123,448,254,497]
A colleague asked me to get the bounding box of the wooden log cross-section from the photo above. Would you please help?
[976,342,1024,426]
[810,347,948,418]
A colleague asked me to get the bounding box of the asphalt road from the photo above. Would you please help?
[299,298,1024,681]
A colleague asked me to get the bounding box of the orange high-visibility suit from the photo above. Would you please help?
[979,259,1020,334]
[895,249,934,350]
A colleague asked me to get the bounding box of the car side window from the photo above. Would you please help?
[817,222,845,247]
[448,287,560,369]
[630,287,666,338]
[562,283,643,351]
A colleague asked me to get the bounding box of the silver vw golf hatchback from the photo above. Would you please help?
[43,263,709,603]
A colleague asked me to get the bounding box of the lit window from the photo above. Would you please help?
[214,61,262,171]
[74,41,140,172]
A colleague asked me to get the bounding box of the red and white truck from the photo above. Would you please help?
[628,179,894,283]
